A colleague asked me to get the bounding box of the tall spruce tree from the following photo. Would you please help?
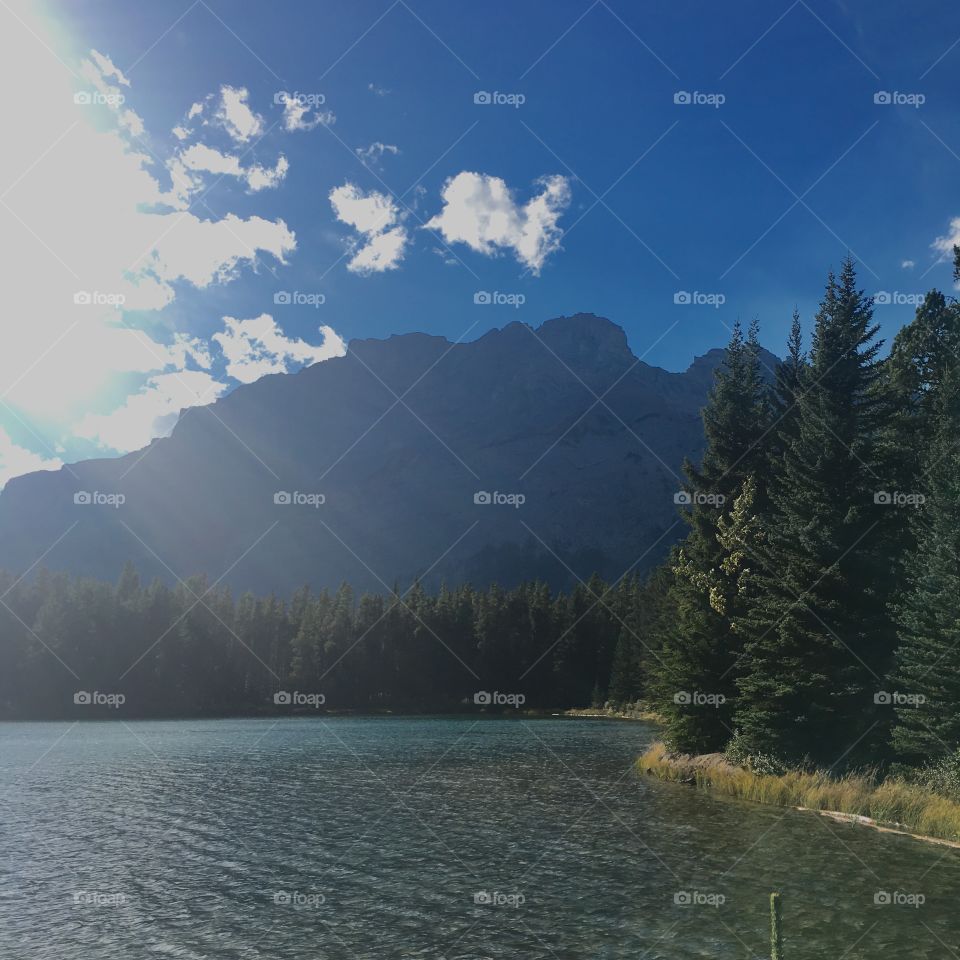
[735,259,895,765]
[650,320,770,753]
[891,360,960,763]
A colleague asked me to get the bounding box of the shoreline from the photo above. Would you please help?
[0,708,658,725]
[640,742,960,850]
[563,705,663,722]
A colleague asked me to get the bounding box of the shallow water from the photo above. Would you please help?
[1,717,958,958]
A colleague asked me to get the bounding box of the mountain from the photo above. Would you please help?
[0,314,779,594]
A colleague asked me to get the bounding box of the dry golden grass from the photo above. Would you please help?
[639,742,960,844]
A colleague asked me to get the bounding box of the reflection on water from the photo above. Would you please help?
[2,717,959,958]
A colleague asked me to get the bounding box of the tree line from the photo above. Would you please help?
[0,563,662,718]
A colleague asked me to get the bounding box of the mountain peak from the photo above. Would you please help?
[533,313,633,372]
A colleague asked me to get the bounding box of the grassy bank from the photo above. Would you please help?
[566,702,664,722]
[640,742,960,846]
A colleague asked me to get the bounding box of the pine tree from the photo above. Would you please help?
[735,259,895,765]
[883,291,960,493]
[891,362,960,763]
[649,321,770,753]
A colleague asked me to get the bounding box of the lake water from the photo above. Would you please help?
[2,717,959,958]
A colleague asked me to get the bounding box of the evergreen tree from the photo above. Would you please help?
[650,320,770,753]
[891,363,960,762]
[735,259,894,764]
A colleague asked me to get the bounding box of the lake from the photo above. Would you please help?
[2,717,959,958]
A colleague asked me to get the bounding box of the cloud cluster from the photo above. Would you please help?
[213,316,346,384]
[356,141,400,167]
[329,183,408,274]
[424,172,571,275]
[282,97,336,132]
[329,172,572,275]
[215,85,264,142]
[0,13,340,483]
[163,86,294,207]
[177,142,289,194]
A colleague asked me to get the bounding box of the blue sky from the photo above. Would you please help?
[0,0,958,481]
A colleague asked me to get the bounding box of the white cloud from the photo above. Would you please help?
[330,183,400,235]
[216,85,263,142]
[75,370,228,452]
[423,172,571,274]
[180,142,243,176]
[78,49,144,136]
[143,213,295,292]
[178,143,289,193]
[329,182,408,273]
[245,155,290,191]
[0,427,62,488]
[368,83,390,96]
[932,217,960,263]
[282,98,335,132]
[347,227,408,274]
[88,50,130,87]
[356,141,400,167]
[901,259,915,270]
[212,315,346,384]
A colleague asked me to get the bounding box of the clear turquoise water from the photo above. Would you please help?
[2,717,959,958]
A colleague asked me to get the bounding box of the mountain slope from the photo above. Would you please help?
[0,314,778,593]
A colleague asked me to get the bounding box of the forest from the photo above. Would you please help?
[0,562,655,719]
[3,250,960,782]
